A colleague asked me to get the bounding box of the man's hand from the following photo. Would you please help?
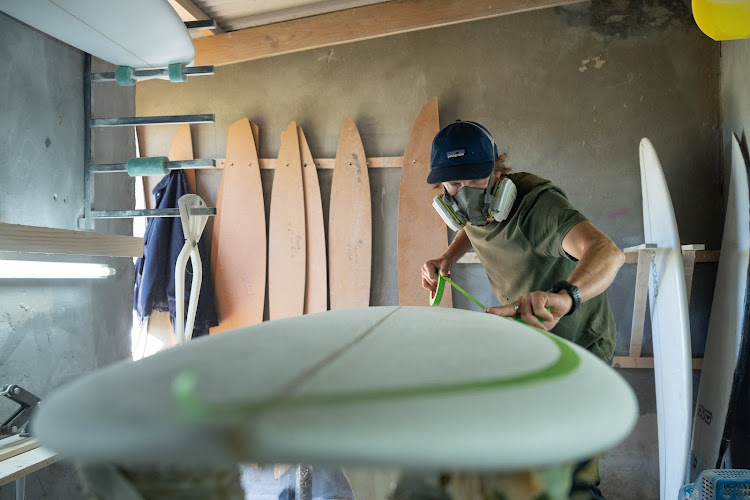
[485,290,573,331]
[421,257,453,293]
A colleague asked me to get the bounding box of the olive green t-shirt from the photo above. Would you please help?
[463,172,616,361]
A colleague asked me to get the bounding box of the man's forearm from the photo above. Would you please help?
[567,238,625,302]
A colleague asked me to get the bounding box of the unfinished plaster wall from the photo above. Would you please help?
[135,0,721,497]
[0,13,135,499]
[721,40,750,179]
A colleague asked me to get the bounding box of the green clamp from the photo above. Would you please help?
[126,156,169,177]
[115,66,136,86]
[168,63,188,83]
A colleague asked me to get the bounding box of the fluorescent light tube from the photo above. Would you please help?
[0,261,116,279]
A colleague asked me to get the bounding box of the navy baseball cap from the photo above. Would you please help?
[427,120,499,184]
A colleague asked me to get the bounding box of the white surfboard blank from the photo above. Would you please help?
[0,0,195,68]
[639,137,693,500]
[32,307,638,470]
[689,133,750,480]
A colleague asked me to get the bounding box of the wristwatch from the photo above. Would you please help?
[548,280,581,316]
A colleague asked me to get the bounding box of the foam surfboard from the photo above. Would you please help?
[688,133,750,479]
[692,0,750,41]
[268,122,306,320]
[0,0,194,68]
[210,119,266,333]
[640,137,692,500]
[299,126,327,314]
[32,307,639,469]
[329,118,371,310]
[397,98,452,307]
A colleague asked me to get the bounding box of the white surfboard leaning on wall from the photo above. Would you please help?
[689,133,750,480]
[639,137,693,500]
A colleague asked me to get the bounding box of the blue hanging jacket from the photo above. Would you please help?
[133,170,218,337]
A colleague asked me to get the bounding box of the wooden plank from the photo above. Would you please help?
[210,119,267,333]
[299,126,328,314]
[329,117,372,310]
[215,156,402,170]
[0,447,59,487]
[612,356,704,370]
[462,247,718,265]
[227,0,389,31]
[629,249,651,357]
[623,243,657,253]
[0,222,143,258]
[624,249,719,264]
[683,250,697,303]
[397,98,450,307]
[167,0,224,35]
[194,0,588,66]
[696,250,720,263]
[0,437,38,462]
[169,124,196,196]
[268,121,306,320]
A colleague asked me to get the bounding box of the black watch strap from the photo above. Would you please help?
[548,280,581,316]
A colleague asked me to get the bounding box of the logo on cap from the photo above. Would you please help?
[446,149,465,159]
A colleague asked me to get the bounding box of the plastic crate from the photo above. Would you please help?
[679,470,750,500]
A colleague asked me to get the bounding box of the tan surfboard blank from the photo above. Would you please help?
[299,126,328,314]
[397,98,451,307]
[268,121,306,320]
[210,119,267,333]
[328,117,372,310]
[169,124,197,195]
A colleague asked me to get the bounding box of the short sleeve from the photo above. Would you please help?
[519,189,588,259]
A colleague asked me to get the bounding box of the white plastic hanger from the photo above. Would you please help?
[175,194,209,343]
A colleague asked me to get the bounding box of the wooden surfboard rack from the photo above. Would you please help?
[612,244,717,370]
[458,244,719,370]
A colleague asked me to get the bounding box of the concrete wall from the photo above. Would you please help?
[133,1,721,498]
[721,39,750,182]
[0,13,135,499]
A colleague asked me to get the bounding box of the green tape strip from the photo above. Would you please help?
[428,274,445,306]
[172,327,580,420]
[429,274,486,310]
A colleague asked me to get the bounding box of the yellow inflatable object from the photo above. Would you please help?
[693,0,750,40]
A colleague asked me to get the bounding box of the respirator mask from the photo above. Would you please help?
[432,177,517,231]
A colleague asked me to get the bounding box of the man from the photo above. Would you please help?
[421,120,625,499]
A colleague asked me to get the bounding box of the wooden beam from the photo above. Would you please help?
[0,447,59,486]
[0,223,144,258]
[194,0,589,66]
[624,248,719,264]
[629,249,650,357]
[227,0,390,31]
[215,156,403,169]
[167,0,224,36]
[611,356,703,370]
[0,437,38,462]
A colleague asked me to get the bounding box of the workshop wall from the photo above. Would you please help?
[135,0,721,497]
[0,13,135,500]
[721,39,750,189]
